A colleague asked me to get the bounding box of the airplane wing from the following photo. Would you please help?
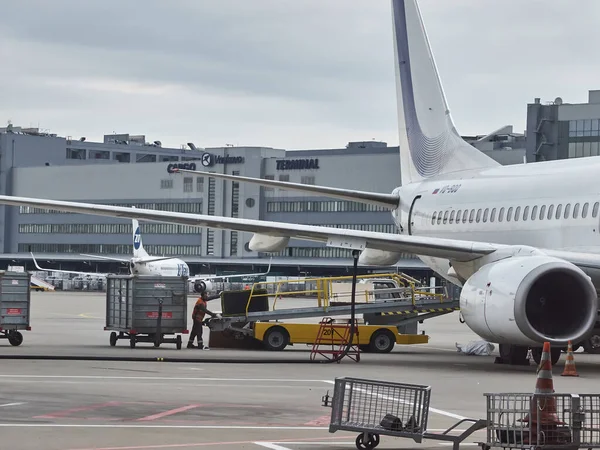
[80,253,131,263]
[6,195,599,271]
[3,195,502,262]
[31,253,113,278]
[189,257,273,282]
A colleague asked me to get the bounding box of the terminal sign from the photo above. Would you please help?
[276,159,320,171]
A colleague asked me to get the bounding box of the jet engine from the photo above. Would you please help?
[460,255,598,347]
[193,280,214,293]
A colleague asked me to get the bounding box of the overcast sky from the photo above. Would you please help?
[1,1,599,150]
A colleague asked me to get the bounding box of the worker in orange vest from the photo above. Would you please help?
[187,289,221,349]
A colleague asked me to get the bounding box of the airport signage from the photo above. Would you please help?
[276,158,320,171]
[200,152,245,168]
[166,162,197,174]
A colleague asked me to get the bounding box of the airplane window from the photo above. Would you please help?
[483,208,489,223]
[573,203,580,219]
[593,202,599,218]
[462,210,468,224]
[476,209,482,223]
[498,207,505,222]
[531,205,538,220]
[443,210,449,224]
[432,212,437,225]
[456,210,462,224]
[507,207,513,222]
[437,211,442,225]
[582,202,589,219]
[469,209,475,223]
[556,204,563,219]
[547,204,554,220]
[490,208,497,222]
[539,205,546,220]
[449,210,455,224]
[564,203,571,219]
[514,206,521,221]
[523,206,529,221]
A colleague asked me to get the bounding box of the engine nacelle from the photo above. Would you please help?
[460,255,598,346]
[358,248,404,266]
[248,234,289,252]
[193,280,214,293]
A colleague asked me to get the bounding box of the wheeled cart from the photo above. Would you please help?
[322,377,486,450]
[0,271,32,347]
[104,275,189,349]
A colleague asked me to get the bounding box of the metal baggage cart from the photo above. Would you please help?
[0,271,31,346]
[481,393,600,450]
[104,275,188,349]
[322,377,486,450]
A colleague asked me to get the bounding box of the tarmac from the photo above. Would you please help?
[0,291,599,450]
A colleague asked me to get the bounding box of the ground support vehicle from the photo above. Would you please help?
[205,273,458,351]
[321,376,487,450]
[253,319,428,352]
[0,271,31,347]
[104,275,188,349]
[480,392,600,450]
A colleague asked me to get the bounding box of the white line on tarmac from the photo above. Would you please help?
[255,443,292,450]
[0,403,25,408]
[0,375,327,382]
[321,380,466,421]
[0,424,330,430]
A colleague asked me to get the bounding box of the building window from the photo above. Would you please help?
[301,176,315,185]
[136,153,157,163]
[160,179,173,189]
[263,175,274,192]
[66,148,86,160]
[19,243,202,256]
[89,150,110,160]
[196,177,204,193]
[183,177,193,193]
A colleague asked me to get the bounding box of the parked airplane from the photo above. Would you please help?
[0,0,598,365]
[31,217,272,293]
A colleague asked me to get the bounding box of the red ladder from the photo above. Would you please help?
[310,317,360,363]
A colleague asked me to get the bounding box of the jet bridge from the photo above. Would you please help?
[205,272,460,336]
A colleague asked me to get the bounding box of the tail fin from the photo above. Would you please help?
[131,207,149,259]
[391,0,499,185]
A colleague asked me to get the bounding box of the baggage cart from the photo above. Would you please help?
[480,393,600,450]
[0,271,31,346]
[322,376,486,450]
[104,275,188,349]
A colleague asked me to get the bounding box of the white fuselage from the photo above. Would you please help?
[391,156,600,289]
[132,258,190,277]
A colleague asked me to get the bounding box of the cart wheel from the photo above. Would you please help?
[8,331,23,347]
[355,433,379,450]
[129,338,136,349]
[109,332,117,347]
[176,335,182,350]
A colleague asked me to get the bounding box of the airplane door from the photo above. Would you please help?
[408,195,422,236]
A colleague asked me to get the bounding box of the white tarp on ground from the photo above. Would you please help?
[455,340,495,356]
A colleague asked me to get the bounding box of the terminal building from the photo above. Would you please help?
[0,109,554,277]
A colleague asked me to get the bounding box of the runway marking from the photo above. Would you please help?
[321,380,466,420]
[34,401,125,419]
[0,375,329,383]
[255,443,292,450]
[0,424,331,429]
[0,402,25,407]
[137,404,203,422]
[78,313,101,319]
[67,435,347,450]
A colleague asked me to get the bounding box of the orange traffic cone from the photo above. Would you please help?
[561,341,579,377]
[519,342,565,441]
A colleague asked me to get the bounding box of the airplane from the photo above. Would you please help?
[0,0,598,366]
[30,216,272,294]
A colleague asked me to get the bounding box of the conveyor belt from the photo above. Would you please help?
[210,297,461,325]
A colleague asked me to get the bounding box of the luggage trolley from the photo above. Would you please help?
[0,271,31,347]
[104,275,189,349]
[322,377,486,450]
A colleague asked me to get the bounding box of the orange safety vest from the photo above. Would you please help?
[192,297,207,322]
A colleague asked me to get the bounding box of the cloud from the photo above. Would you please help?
[1,1,599,149]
